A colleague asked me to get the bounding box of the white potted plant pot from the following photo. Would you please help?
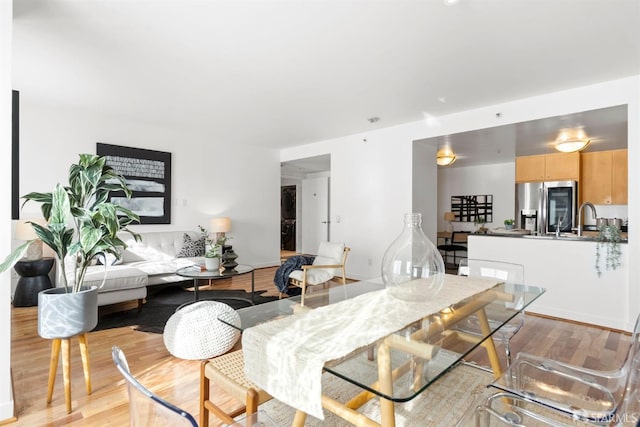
[38,286,98,339]
[204,257,220,271]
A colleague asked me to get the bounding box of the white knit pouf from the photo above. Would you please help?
[163,301,241,360]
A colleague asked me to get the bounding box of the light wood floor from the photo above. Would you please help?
[8,266,631,426]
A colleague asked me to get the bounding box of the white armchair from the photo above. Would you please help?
[287,242,350,306]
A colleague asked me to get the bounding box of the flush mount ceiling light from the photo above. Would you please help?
[554,127,591,153]
[436,148,456,166]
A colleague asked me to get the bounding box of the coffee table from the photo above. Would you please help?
[176,264,256,306]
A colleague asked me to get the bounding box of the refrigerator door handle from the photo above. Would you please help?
[539,185,546,235]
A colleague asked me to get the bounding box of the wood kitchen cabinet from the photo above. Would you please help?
[581,149,628,205]
[515,152,580,182]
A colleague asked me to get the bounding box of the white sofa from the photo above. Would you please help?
[57,231,205,307]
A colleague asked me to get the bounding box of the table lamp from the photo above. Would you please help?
[210,217,231,243]
[15,219,45,260]
[444,212,456,233]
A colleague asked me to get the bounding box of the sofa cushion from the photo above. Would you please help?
[96,251,123,266]
[176,233,205,257]
[127,257,201,277]
[120,231,200,263]
[78,265,148,291]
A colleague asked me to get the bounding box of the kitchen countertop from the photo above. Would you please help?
[483,228,628,243]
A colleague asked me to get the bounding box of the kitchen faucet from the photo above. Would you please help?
[577,202,598,236]
[556,216,563,238]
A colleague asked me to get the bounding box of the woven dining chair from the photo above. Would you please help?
[200,349,272,427]
[112,346,198,427]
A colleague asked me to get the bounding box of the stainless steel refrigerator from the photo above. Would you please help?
[515,181,578,235]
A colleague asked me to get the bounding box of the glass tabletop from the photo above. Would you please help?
[223,278,545,402]
[176,263,254,279]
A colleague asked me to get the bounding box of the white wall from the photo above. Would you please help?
[281,76,640,330]
[412,142,439,240]
[282,122,425,280]
[469,235,629,330]
[0,1,14,422]
[437,163,516,232]
[17,95,282,269]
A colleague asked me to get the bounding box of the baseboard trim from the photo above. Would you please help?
[526,311,631,335]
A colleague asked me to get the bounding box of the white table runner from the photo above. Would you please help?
[242,274,498,419]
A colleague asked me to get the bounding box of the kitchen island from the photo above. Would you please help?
[468,234,631,331]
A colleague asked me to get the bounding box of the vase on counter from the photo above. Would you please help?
[381,213,445,301]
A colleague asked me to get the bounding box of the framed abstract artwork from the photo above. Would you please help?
[451,194,493,223]
[96,143,172,224]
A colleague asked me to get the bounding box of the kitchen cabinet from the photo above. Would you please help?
[612,149,628,205]
[581,149,628,205]
[515,152,580,183]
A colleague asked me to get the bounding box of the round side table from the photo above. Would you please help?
[13,257,55,307]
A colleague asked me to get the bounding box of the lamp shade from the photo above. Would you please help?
[15,219,46,260]
[210,217,231,233]
[15,220,43,241]
[444,212,456,222]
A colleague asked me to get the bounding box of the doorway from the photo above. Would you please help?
[280,154,331,255]
[281,185,296,251]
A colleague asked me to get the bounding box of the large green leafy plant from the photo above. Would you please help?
[0,154,140,292]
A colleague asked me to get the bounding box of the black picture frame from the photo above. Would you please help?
[451,194,493,223]
[12,90,19,220]
[96,143,172,224]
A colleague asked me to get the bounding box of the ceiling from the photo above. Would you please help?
[12,0,640,160]
[418,104,629,168]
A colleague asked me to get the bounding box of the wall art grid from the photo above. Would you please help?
[451,194,493,223]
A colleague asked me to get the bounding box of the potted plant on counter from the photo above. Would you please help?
[0,154,140,339]
[595,223,622,277]
[504,219,515,230]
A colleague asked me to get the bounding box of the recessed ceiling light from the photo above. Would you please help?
[554,127,591,153]
[444,0,460,5]
[436,148,457,166]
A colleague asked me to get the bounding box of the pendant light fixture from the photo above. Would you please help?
[436,147,456,166]
[554,127,591,153]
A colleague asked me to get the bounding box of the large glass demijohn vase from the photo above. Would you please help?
[381,213,445,301]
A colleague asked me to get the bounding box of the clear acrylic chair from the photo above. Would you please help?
[456,391,592,426]
[487,313,640,424]
[456,259,526,368]
[112,346,198,427]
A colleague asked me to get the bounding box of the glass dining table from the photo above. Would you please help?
[219,276,546,427]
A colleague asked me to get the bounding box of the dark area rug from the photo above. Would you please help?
[94,285,279,334]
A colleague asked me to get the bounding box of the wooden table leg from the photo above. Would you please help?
[377,342,396,427]
[476,308,503,378]
[61,338,72,413]
[47,339,61,404]
[292,410,307,427]
[78,333,92,395]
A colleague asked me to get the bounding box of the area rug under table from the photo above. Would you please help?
[258,359,492,427]
[258,354,595,427]
[94,285,278,334]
